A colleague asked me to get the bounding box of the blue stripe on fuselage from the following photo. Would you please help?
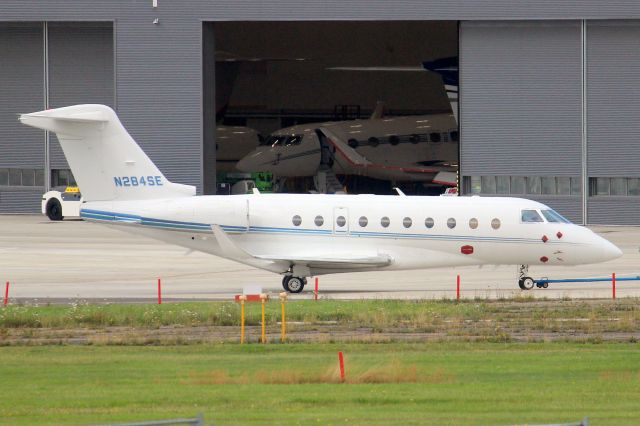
[79,208,563,244]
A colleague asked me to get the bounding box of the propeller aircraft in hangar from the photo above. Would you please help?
[20,104,622,293]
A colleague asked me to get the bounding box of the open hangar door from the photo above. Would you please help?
[203,21,458,195]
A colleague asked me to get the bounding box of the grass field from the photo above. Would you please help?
[1,299,638,345]
[0,301,638,424]
[0,342,639,425]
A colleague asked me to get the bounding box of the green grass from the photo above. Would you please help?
[1,300,638,345]
[1,299,638,329]
[0,342,638,425]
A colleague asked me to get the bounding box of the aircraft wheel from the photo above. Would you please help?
[283,276,305,293]
[282,276,291,291]
[542,282,549,289]
[521,277,535,290]
[518,279,525,290]
[46,199,63,221]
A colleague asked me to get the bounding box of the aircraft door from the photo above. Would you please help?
[244,199,250,232]
[333,207,349,235]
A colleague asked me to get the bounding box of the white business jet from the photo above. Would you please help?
[20,105,622,293]
[236,103,459,188]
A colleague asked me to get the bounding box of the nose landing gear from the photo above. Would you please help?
[282,276,307,293]
[517,265,535,290]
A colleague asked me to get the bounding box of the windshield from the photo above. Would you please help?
[260,134,303,147]
[541,209,571,224]
[521,209,544,223]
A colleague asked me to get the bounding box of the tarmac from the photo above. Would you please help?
[1,215,639,302]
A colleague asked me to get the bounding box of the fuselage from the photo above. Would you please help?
[236,114,458,181]
[79,194,621,277]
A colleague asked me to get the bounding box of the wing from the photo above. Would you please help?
[211,225,392,273]
[255,253,393,270]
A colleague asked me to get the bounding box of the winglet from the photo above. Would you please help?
[211,225,253,261]
[370,101,385,119]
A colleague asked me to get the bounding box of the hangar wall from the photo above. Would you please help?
[460,20,640,225]
[2,1,640,224]
[0,24,45,212]
[586,21,640,225]
[459,21,584,223]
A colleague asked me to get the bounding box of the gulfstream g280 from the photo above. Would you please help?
[20,105,622,293]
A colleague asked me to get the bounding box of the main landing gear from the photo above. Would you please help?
[282,276,307,293]
[517,264,536,290]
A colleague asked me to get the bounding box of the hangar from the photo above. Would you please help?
[1,1,639,225]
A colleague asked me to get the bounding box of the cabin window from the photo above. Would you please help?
[389,135,400,146]
[292,215,302,226]
[348,139,358,148]
[491,218,501,229]
[314,215,324,226]
[521,210,544,223]
[447,218,456,229]
[409,134,420,144]
[403,217,412,228]
[450,131,459,142]
[381,216,390,228]
[429,132,441,143]
[359,216,368,227]
[469,218,478,229]
[425,217,434,229]
[336,216,346,227]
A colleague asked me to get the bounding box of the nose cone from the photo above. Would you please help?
[600,238,623,261]
[236,150,267,173]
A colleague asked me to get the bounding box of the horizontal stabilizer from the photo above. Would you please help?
[19,105,196,202]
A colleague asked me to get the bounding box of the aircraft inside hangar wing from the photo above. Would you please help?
[235,102,459,193]
[20,105,622,294]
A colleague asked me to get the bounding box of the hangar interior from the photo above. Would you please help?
[1,12,639,225]
[203,21,459,196]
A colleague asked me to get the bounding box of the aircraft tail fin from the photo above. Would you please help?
[19,105,195,202]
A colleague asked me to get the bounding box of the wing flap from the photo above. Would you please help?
[256,253,393,269]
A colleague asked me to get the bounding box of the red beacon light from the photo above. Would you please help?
[541,235,549,243]
[461,245,474,255]
[556,231,563,239]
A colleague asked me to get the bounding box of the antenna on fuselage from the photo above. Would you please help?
[393,187,406,196]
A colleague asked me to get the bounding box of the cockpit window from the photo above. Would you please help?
[260,135,303,147]
[285,135,303,146]
[541,209,571,224]
[521,209,544,223]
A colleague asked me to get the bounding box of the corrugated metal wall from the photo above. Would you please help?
[586,20,640,225]
[0,23,44,213]
[459,21,584,223]
[48,22,114,170]
[114,8,202,191]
